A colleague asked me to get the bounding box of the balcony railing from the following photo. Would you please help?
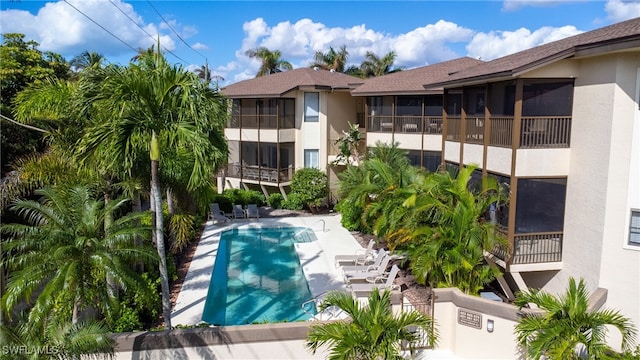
[520,116,571,148]
[367,115,443,134]
[489,116,514,147]
[511,232,563,264]
[465,117,484,144]
[447,115,571,149]
[490,228,563,265]
[226,164,294,183]
[445,116,461,141]
[228,114,295,129]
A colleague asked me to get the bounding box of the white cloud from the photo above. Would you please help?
[605,0,640,22]
[192,42,208,51]
[502,0,566,11]
[466,25,583,61]
[237,17,474,72]
[0,0,178,61]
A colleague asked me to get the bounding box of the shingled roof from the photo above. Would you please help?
[221,67,364,98]
[350,57,484,96]
[425,17,640,88]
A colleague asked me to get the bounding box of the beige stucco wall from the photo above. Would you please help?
[431,288,525,360]
[514,148,571,177]
[540,51,640,349]
[485,146,512,175]
[444,141,461,164]
[462,143,484,167]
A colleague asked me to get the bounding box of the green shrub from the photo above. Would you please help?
[241,189,265,206]
[211,194,233,213]
[288,168,328,212]
[222,188,265,207]
[335,200,364,231]
[282,192,305,211]
[267,193,284,209]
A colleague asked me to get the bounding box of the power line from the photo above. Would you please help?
[63,0,137,53]
[146,0,208,63]
[108,0,188,64]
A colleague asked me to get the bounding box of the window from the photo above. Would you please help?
[630,210,640,246]
[304,92,319,122]
[304,149,319,169]
[515,178,566,233]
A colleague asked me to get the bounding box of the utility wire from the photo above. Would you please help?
[146,0,208,62]
[108,0,188,64]
[63,0,137,53]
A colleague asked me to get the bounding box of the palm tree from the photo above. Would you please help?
[245,47,293,77]
[360,51,404,78]
[78,51,228,328]
[310,45,348,72]
[306,289,437,359]
[1,186,156,328]
[515,277,637,359]
[404,165,506,294]
[0,318,114,360]
[195,65,224,88]
[70,51,105,72]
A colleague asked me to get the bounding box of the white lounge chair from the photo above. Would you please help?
[349,265,400,297]
[334,239,375,267]
[232,204,245,219]
[246,204,259,220]
[341,250,388,274]
[209,203,229,224]
[343,254,391,283]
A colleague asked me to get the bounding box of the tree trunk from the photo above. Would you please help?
[166,188,175,215]
[151,161,172,329]
[132,191,144,272]
[104,192,119,297]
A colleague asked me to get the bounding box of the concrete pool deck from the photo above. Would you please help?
[171,213,363,327]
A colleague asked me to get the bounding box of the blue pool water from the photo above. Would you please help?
[202,227,317,325]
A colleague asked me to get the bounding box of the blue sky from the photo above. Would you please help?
[2,1,639,85]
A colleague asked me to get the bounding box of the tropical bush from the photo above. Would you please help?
[335,199,365,232]
[287,168,328,212]
[266,193,284,209]
[306,289,437,359]
[222,188,265,207]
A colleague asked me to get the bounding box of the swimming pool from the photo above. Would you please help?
[201,227,317,325]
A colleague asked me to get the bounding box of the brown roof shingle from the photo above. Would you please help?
[426,17,640,88]
[350,57,484,96]
[221,68,364,98]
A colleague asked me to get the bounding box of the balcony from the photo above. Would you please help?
[227,114,295,129]
[368,115,443,134]
[447,115,571,149]
[490,228,563,266]
[226,164,293,183]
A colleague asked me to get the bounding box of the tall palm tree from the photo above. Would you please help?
[1,186,156,328]
[310,45,348,72]
[70,51,105,72]
[306,289,437,359]
[245,47,293,77]
[515,277,637,359]
[78,51,228,328]
[194,65,225,88]
[360,51,404,78]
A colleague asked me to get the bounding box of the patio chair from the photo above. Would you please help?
[246,204,260,220]
[334,239,375,267]
[349,264,400,297]
[340,250,388,274]
[343,254,391,283]
[232,204,246,219]
[209,203,230,224]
